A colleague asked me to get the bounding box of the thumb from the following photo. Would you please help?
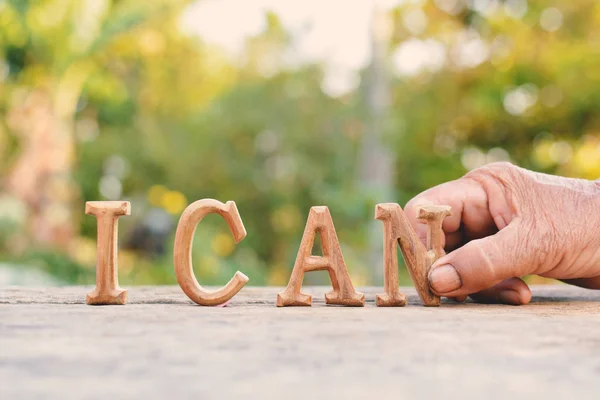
[428,222,534,298]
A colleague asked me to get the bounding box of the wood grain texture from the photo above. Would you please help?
[173,199,249,306]
[417,205,452,282]
[85,201,130,305]
[374,203,439,307]
[417,205,452,260]
[277,206,365,307]
[374,203,407,307]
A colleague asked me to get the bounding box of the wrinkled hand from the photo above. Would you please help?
[405,162,600,305]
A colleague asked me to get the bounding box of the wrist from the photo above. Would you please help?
[590,178,600,207]
[582,178,600,271]
[548,176,600,277]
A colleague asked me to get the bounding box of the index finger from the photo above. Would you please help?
[404,177,495,249]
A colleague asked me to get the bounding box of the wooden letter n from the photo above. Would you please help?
[375,203,435,306]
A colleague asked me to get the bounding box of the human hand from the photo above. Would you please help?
[405,162,600,305]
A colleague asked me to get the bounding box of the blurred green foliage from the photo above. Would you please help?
[0,0,598,286]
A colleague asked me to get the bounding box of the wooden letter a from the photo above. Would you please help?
[86,201,130,305]
[277,206,364,307]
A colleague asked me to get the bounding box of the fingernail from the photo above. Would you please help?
[429,264,462,294]
[498,289,522,305]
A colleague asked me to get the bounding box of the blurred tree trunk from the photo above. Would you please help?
[6,91,76,249]
[0,1,178,251]
[358,5,394,282]
[5,63,91,250]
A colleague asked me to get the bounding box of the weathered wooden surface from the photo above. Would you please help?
[1,285,600,399]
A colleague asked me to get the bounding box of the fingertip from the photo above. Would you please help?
[416,223,428,246]
[404,198,433,226]
[428,264,463,295]
[470,277,532,305]
[495,277,532,305]
[496,289,523,305]
[449,295,468,303]
[516,281,532,305]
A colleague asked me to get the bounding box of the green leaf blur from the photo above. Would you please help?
[0,0,598,287]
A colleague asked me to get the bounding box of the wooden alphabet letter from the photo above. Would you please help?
[375,203,441,307]
[417,205,452,274]
[173,199,249,306]
[86,201,131,305]
[277,206,364,307]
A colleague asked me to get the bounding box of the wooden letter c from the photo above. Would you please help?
[174,199,249,306]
